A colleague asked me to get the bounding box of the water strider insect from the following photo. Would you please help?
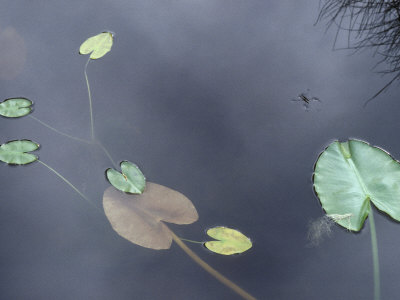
[291,89,321,110]
[299,94,311,104]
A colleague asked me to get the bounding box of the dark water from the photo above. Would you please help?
[1,1,400,299]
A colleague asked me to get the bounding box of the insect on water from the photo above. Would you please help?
[291,89,321,111]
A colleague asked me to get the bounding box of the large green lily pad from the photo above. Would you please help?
[313,139,400,231]
[0,140,39,165]
[103,182,198,249]
[0,98,32,118]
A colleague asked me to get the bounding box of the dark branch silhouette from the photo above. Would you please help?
[317,0,400,106]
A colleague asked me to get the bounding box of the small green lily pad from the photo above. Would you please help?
[79,32,113,59]
[0,140,39,165]
[0,98,32,118]
[205,227,252,255]
[106,161,146,194]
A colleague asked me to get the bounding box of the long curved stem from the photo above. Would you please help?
[95,140,118,169]
[166,225,257,300]
[84,57,95,141]
[29,114,118,169]
[369,207,381,300]
[29,115,91,144]
[37,160,101,212]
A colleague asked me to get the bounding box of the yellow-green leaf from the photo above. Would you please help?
[79,32,113,59]
[205,227,252,255]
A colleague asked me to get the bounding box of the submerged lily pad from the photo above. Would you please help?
[0,98,32,118]
[313,139,400,231]
[103,182,199,249]
[106,161,145,194]
[205,227,252,255]
[79,32,113,59]
[0,140,39,165]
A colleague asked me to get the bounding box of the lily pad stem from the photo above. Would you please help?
[178,237,204,244]
[84,57,95,141]
[37,160,101,212]
[95,140,118,169]
[29,115,90,144]
[167,225,256,300]
[28,114,117,168]
[369,206,381,300]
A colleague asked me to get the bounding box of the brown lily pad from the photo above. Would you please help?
[103,182,199,249]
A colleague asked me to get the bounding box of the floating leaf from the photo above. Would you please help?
[0,98,32,118]
[0,140,39,165]
[103,182,198,249]
[106,161,145,194]
[313,139,400,231]
[79,32,113,59]
[205,227,252,255]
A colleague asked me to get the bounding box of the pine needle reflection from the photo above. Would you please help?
[317,0,400,105]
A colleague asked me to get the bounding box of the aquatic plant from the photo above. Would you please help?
[317,0,400,105]
[79,31,113,140]
[103,182,199,250]
[0,32,255,300]
[0,139,39,164]
[104,178,253,298]
[313,139,400,300]
[0,97,32,118]
[204,226,253,255]
[106,161,146,193]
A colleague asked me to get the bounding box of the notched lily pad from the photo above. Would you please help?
[103,182,199,249]
[0,139,39,165]
[106,161,145,194]
[0,98,32,118]
[79,32,113,59]
[205,227,252,255]
[313,139,400,231]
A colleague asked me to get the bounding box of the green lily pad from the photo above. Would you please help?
[0,98,32,118]
[313,139,400,231]
[0,140,39,165]
[79,32,113,59]
[205,227,252,255]
[106,161,145,194]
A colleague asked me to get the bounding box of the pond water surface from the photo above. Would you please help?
[1,1,400,299]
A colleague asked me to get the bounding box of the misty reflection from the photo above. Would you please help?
[0,27,26,80]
